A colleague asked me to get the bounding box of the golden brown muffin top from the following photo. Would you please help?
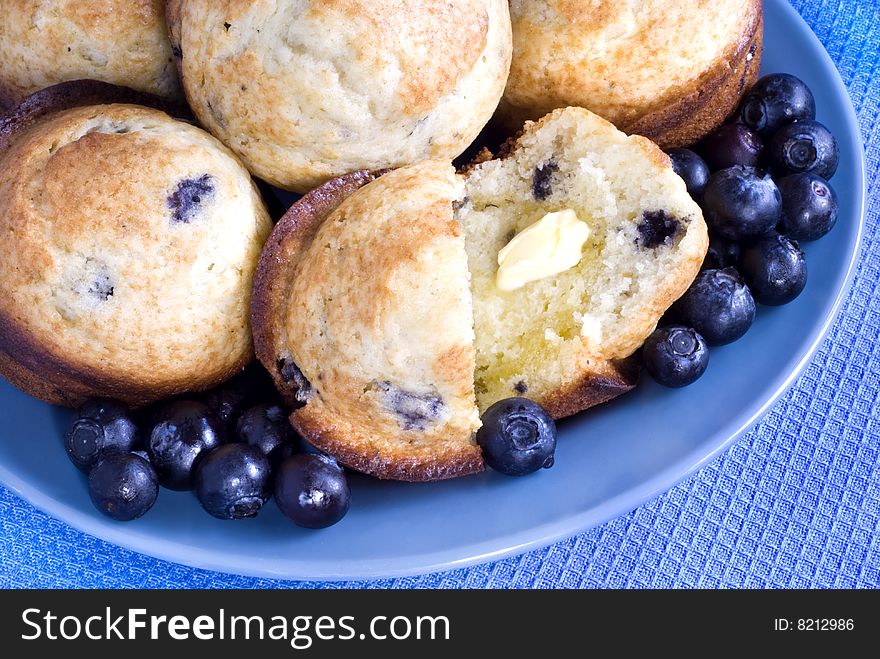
[0,0,182,108]
[503,0,761,128]
[167,0,512,192]
[0,102,271,404]
[252,162,483,481]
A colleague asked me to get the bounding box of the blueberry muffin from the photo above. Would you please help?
[498,0,763,149]
[166,0,512,193]
[252,108,708,481]
[0,83,272,407]
[252,162,484,481]
[0,1,183,110]
[461,107,708,416]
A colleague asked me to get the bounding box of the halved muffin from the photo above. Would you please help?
[252,163,484,481]
[252,107,708,481]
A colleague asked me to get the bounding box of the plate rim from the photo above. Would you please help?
[0,0,869,582]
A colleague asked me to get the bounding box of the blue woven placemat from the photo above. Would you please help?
[2,0,879,589]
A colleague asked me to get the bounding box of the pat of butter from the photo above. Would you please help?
[496,209,590,291]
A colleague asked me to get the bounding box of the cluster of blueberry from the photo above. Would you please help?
[70,385,562,526]
[65,365,350,528]
[643,73,840,387]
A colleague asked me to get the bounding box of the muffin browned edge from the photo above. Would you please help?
[250,170,486,482]
[537,359,640,420]
[0,80,192,152]
[626,0,764,149]
[0,80,225,408]
[250,171,384,408]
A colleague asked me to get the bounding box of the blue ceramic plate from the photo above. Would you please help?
[0,0,866,580]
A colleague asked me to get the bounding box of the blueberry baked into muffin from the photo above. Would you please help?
[0,0,182,110]
[252,108,708,481]
[498,0,764,149]
[0,82,272,407]
[166,0,513,193]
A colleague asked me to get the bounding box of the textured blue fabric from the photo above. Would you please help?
[2,0,879,589]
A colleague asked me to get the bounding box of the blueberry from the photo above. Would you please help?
[739,234,807,306]
[88,453,158,521]
[768,120,839,180]
[202,386,248,437]
[476,398,556,476]
[373,381,446,431]
[203,362,280,435]
[740,73,816,137]
[673,268,756,346]
[702,166,781,241]
[276,358,314,405]
[699,124,764,171]
[636,210,681,249]
[167,174,215,224]
[702,235,741,271]
[273,442,298,466]
[777,173,838,241]
[643,326,709,387]
[274,454,350,529]
[65,398,140,472]
[146,400,223,490]
[532,160,558,200]
[194,444,271,520]
[667,148,710,200]
[236,403,297,466]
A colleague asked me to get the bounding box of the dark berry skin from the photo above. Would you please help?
[202,387,248,437]
[274,455,350,529]
[739,234,807,306]
[702,166,782,241]
[147,400,223,491]
[88,453,158,521]
[740,73,816,137]
[643,326,709,387]
[777,173,839,241]
[532,160,558,200]
[236,403,298,466]
[194,444,271,520]
[702,235,741,271]
[65,398,140,472]
[203,362,280,435]
[699,124,764,171]
[476,398,556,476]
[667,148,710,200]
[673,268,756,346]
[769,120,839,180]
